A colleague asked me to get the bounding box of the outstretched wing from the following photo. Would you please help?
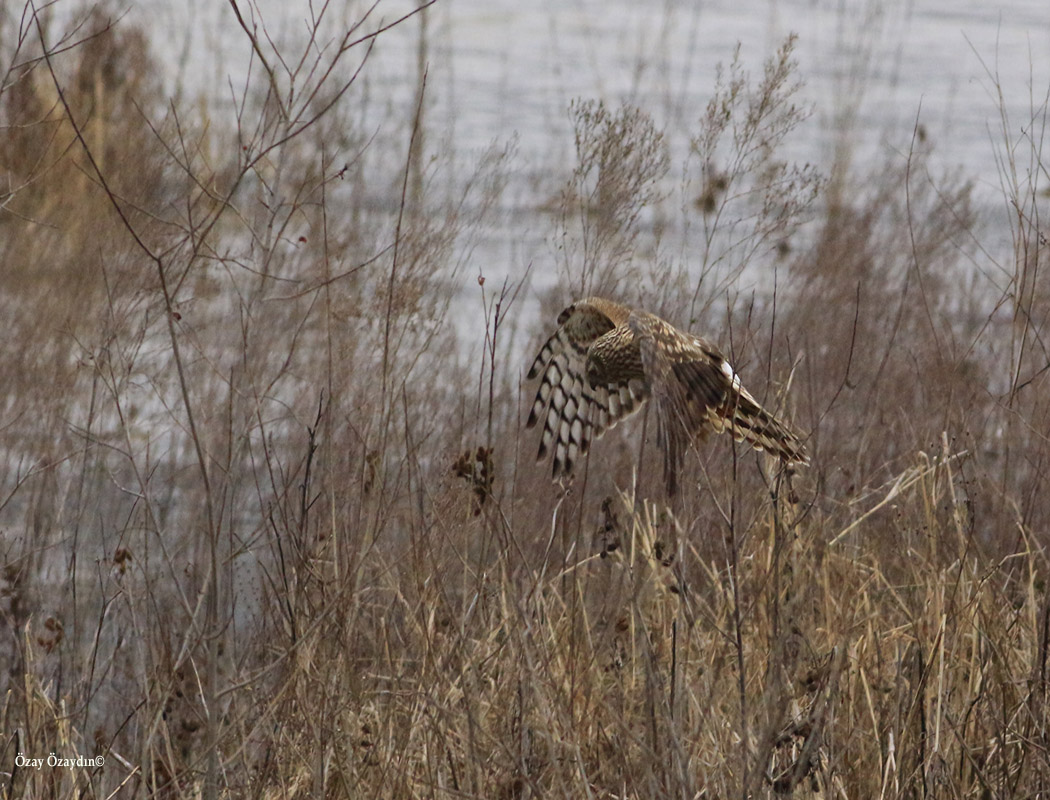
[629,311,808,494]
[526,299,648,481]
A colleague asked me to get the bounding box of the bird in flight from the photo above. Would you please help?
[526,297,808,495]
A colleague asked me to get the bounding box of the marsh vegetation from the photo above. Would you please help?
[2,2,1050,798]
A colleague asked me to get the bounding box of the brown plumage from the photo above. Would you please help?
[526,297,808,494]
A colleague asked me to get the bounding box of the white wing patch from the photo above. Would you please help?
[720,359,743,391]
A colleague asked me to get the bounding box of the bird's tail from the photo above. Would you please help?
[715,389,809,465]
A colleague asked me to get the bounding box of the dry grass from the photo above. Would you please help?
[2,2,1050,799]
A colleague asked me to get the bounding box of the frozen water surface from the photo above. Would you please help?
[130,0,1048,181]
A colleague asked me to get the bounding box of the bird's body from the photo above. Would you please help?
[526,297,808,494]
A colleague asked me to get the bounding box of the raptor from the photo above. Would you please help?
[526,297,808,494]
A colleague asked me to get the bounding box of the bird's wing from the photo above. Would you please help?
[526,299,647,480]
[630,311,809,494]
[629,311,730,494]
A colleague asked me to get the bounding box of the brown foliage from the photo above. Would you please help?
[3,4,1050,799]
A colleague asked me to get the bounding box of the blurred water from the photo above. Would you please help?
[126,0,1049,289]
[17,0,1050,671]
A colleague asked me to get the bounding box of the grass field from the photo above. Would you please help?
[2,3,1050,798]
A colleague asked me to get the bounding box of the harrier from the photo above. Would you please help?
[526,297,808,494]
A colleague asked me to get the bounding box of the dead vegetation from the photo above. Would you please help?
[1,2,1050,798]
